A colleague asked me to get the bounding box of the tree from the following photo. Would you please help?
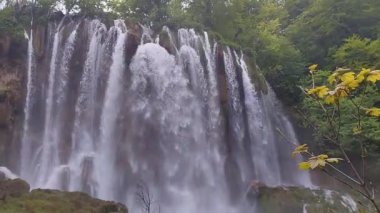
[292,64,380,212]
[286,0,380,66]
[333,35,380,69]
[109,0,171,26]
[63,0,107,16]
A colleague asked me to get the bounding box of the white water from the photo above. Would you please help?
[16,19,311,212]
[20,27,35,179]
[95,20,128,200]
[68,20,106,194]
[38,23,79,188]
[201,32,223,143]
[0,167,18,179]
[238,53,282,185]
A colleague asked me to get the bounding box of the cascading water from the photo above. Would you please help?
[95,20,128,200]
[68,20,107,195]
[201,32,222,143]
[38,21,79,188]
[15,18,311,212]
[20,26,35,179]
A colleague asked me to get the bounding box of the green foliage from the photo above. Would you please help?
[286,0,380,66]
[333,35,380,69]
[296,65,380,212]
[300,66,380,174]
[254,3,305,104]
[109,0,171,27]
[0,6,24,39]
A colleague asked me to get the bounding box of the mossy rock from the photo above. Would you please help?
[0,178,30,199]
[0,188,127,213]
[252,186,373,213]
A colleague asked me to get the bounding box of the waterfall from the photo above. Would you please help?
[20,27,35,179]
[95,20,128,200]
[238,54,282,186]
[68,20,106,194]
[201,32,222,143]
[38,22,79,188]
[140,24,153,44]
[16,18,311,212]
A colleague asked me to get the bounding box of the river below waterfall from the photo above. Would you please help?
[15,18,311,212]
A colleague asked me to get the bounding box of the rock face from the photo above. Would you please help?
[251,186,371,213]
[0,36,12,57]
[0,178,128,213]
[0,55,24,165]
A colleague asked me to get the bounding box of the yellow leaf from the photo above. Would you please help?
[358,68,371,77]
[324,95,336,105]
[309,64,318,72]
[326,158,344,163]
[317,159,326,167]
[334,85,349,98]
[346,79,360,90]
[292,144,308,157]
[309,159,320,169]
[298,162,311,170]
[356,75,365,83]
[340,72,355,83]
[356,68,371,84]
[367,70,380,83]
[307,154,329,169]
[317,154,329,160]
[328,73,338,84]
[366,108,380,117]
[307,86,329,98]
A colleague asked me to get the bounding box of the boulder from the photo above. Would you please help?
[0,178,30,199]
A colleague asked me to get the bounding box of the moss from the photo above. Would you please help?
[0,189,127,213]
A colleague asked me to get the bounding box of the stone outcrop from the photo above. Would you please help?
[0,56,24,165]
[0,178,128,213]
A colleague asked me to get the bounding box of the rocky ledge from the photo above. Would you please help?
[0,176,127,213]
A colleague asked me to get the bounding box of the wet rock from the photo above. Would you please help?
[159,29,177,55]
[0,171,6,181]
[125,20,141,66]
[216,45,228,104]
[251,186,372,213]
[0,103,10,128]
[33,25,47,60]
[0,35,11,58]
